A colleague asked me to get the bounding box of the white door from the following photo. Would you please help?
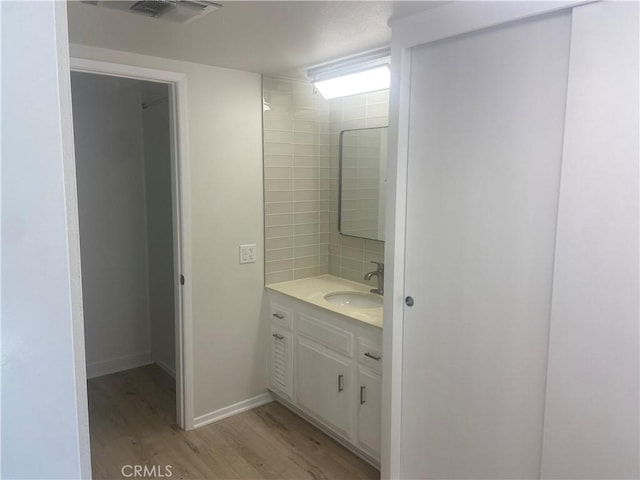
[400,11,571,479]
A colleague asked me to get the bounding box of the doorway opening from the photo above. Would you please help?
[68,61,192,461]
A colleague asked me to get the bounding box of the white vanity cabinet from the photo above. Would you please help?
[266,289,382,466]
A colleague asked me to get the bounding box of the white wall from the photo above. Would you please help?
[69,44,265,420]
[142,86,176,376]
[541,2,639,478]
[1,1,90,477]
[71,72,153,378]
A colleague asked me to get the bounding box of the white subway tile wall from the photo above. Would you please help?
[263,77,330,284]
[263,77,388,287]
[328,90,387,287]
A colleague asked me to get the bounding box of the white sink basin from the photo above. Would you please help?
[324,291,383,309]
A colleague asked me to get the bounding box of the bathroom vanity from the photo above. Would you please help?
[265,275,382,466]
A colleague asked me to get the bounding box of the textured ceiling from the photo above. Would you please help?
[67,1,446,77]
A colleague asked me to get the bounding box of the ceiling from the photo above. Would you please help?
[66,1,446,78]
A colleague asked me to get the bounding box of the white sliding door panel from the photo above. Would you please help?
[541,3,640,479]
[400,12,571,479]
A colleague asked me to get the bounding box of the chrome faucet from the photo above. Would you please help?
[364,261,384,295]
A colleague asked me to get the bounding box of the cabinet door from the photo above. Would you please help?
[297,337,352,439]
[357,367,382,459]
[269,325,293,400]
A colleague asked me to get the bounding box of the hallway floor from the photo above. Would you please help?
[87,364,379,479]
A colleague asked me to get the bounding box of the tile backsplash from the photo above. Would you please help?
[263,77,330,284]
[328,90,388,287]
[263,76,388,287]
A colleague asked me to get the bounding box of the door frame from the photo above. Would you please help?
[381,1,594,478]
[69,57,194,430]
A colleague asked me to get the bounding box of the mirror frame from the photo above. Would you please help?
[338,126,388,241]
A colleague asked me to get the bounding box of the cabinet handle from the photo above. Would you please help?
[272,313,285,319]
[338,374,344,392]
[364,352,381,361]
[272,333,284,340]
[360,386,366,405]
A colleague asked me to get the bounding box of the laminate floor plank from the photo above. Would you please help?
[88,364,379,480]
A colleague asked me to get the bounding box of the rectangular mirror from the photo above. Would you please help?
[339,126,387,241]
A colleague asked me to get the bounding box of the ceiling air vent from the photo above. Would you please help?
[130,1,177,18]
[81,0,222,24]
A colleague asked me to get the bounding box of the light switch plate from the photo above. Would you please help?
[239,244,257,264]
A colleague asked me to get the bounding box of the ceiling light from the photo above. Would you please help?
[307,48,391,100]
[312,65,390,100]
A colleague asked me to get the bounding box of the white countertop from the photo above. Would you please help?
[265,274,383,329]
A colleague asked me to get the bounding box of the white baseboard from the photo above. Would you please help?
[193,392,274,429]
[154,359,176,379]
[86,352,153,379]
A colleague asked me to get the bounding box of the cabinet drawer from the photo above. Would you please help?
[358,338,382,375]
[298,313,353,358]
[270,303,294,330]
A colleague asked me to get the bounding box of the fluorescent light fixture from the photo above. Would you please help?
[312,65,390,100]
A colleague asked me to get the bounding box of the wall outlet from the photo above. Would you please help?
[239,244,257,264]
